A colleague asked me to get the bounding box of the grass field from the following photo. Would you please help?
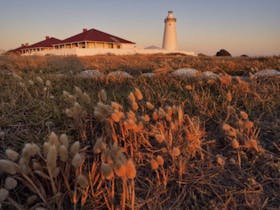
[0,55,279,209]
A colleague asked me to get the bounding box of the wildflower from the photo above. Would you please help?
[72,153,83,168]
[47,145,57,171]
[0,188,9,202]
[156,155,164,166]
[146,102,154,110]
[45,80,51,87]
[126,159,136,179]
[150,159,159,170]
[222,123,231,132]
[111,110,124,122]
[0,160,18,175]
[76,174,89,189]
[4,177,17,190]
[101,163,114,180]
[36,76,43,84]
[5,149,19,162]
[134,88,143,100]
[70,141,80,156]
[245,121,254,130]
[152,111,159,120]
[141,114,150,122]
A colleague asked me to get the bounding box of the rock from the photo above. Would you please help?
[216,49,232,57]
[171,68,199,78]
[241,54,249,58]
[78,70,104,79]
[200,71,219,80]
[107,71,133,79]
[140,73,155,78]
[254,69,280,77]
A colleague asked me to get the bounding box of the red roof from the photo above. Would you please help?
[8,45,27,53]
[59,28,135,44]
[26,37,61,49]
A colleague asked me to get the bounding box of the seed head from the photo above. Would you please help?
[126,159,136,179]
[231,139,240,149]
[5,149,19,162]
[101,163,114,180]
[0,188,9,202]
[93,138,105,154]
[43,142,50,157]
[114,161,127,178]
[131,102,139,111]
[240,111,248,120]
[47,145,57,171]
[156,155,164,166]
[0,159,19,175]
[216,155,226,167]
[99,89,107,103]
[226,92,232,102]
[59,145,68,162]
[134,88,143,100]
[170,147,181,157]
[72,153,83,169]
[150,159,159,170]
[155,134,165,143]
[4,177,17,190]
[245,121,254,130]
[70,141,80,156]
[185,85,193,91]
[128,92,136,104]
[59,134,69,149]
[48,132,60,148]
[146,102,154,110]
[76,174,89,189]
[111,101,123,110]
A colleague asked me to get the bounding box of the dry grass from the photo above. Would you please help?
[0,55,279,209]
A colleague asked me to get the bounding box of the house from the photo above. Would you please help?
[23,36,61,54]
[54,28,135,49]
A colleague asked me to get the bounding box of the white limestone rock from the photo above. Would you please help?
[78,70,104,79]
[171,68,200,78]
[254,69,280,77]
[200,71,219,80]
[140,73,155,78]
[107,71,133,79]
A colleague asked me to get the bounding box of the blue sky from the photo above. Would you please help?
[0,0,279,56]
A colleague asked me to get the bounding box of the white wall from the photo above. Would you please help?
[23,48,195,56]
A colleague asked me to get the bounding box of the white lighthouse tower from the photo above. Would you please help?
[162,11,178,51]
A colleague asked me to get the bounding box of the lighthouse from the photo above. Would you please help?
[162,11,178,51]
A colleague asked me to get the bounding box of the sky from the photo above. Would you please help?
[0,0,279,56]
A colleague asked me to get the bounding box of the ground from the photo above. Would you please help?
[0,54,279,209]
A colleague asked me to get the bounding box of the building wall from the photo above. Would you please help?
[23,48,195,56]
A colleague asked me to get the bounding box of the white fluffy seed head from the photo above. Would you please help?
[70,141,80,156]
[101,163,114,180]
[5,149,19,162]
[47,145,57,172]
[43,142,50,157]
[4,177,17,190]
[71,153,83,169]
[0,159,19,175]
[59,134,69,149]
[59,145,68,162]
[0,188,9,202]
[93,138,105,154]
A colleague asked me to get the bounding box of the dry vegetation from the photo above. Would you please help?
[0,55,279,209]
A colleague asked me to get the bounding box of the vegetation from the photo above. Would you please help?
[0,55,279,209]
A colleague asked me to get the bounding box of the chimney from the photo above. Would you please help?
[25,43,29,46]
[83,28,88,32]
[45,36,50,40]
[21,44,25,47]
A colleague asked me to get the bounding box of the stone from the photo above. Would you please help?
[140,73,155,78]
[254,69,280,77]
[200,71,219,80]
[171,68,199,78]
[78,70,104,79]
[107,71,133,79]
